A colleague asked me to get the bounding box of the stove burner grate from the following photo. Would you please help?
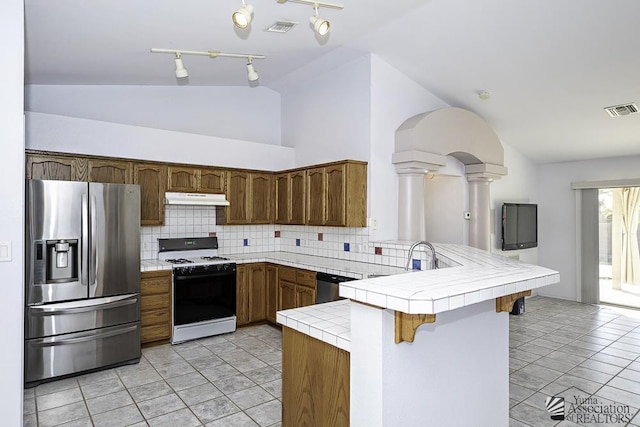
[165,258,193,264]
[200,256,229,261]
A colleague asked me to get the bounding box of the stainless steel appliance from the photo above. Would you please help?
[158,237,236,344]
[25,179,141,386]
[316,272,355,304]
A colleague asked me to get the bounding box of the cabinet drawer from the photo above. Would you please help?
[141,308,170,327]
[297,270,316,287]
[141,279,171,295]
[141,294,170,311]
[141,323,171,343]
[279,266,296,283]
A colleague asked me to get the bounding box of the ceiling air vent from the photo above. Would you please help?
[266,21,298,33]
[604,103,638,117]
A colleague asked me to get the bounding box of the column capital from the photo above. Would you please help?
[392,149,447,175]
[465,162,508,183]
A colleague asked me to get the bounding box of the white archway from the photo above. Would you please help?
[393,107,508,250]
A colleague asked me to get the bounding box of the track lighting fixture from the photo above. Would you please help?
[246,58,259,82]
[276,0,343,36]
[174,53,188,79]
[232,0,254,29]
[309,5,329,36]
[151,48,265,83]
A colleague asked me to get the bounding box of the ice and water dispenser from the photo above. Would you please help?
[32,239,79,284]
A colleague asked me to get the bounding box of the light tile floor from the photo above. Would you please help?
[24,296,640,426]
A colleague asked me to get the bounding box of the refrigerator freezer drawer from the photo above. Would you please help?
[26,294,140,339]
[25,323,141,384]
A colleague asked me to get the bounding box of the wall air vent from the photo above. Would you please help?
[604,103,638,117]
[266,21,298,33]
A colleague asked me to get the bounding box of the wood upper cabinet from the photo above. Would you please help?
[306,167,326,225]
[306,161,367,227]
[236,265,249,326]
[265,264,278,324]
[134,163,167,226]
[199,168,226,193]
[251,173,274,224]
[225,171,250,224]
[140,270,172,345]
[248,263,266,322]
[290,171,306,224]
[26,154,80,181]
[87,159,133,184]
[167,166,198,192]
[275,173,289,224]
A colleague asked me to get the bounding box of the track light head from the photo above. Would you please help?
[174,54,188,79]
[310,6,330,36]
[246,59,259,82]
[232,3,254,29]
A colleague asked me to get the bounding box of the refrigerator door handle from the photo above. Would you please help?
[29,294,139,316]
[89,194,98,291]
[81,193,89,287]
[35,324,139,347]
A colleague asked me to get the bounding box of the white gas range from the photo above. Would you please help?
[158,237,237,344]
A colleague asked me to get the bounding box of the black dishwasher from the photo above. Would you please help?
[316,272,355,304]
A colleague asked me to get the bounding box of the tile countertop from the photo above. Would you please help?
[339,243,560,315]
[141,252,407,277]
[276,300,351,352]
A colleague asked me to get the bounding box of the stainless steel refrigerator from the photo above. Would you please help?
[25,179,141,386]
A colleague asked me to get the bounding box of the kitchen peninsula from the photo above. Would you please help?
[277,244,560,427]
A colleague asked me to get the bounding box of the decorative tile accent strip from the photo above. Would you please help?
[318,233,323,241]
[375,247,382,255]
[275,231,281,238]
[412,259,421,270]
[243,238,249,247]
[344,243,350,252]
[296,238,301,247]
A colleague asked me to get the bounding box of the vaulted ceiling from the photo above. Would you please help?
[24,0,640,164]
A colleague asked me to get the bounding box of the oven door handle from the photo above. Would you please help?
[174,270,236,281]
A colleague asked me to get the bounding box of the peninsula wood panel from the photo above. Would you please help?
[282,327,349,427]
[140,270,172,345]
[290,171,306,224]
[87,159,132,184]
[134,163,166,226]
[199,168,226,193]
[265,264,278,324]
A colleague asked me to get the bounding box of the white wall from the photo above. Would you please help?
[280,54,372,167]
[538,154,640,300]
[369,54,449,240]
[0,0,24,423]
[491,142,540,264]
[26,85,282,145]
[26,112,295,171]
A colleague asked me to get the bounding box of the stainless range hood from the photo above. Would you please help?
[165,192,230,206]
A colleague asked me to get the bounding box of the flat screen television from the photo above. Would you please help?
[501,203,538,251]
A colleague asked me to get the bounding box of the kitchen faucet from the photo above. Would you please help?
[405,241,439,271]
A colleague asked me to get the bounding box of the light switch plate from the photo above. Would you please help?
[0,241,11,261]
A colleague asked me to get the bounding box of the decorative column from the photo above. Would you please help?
[466,164,508,251]
[392,150,446,241]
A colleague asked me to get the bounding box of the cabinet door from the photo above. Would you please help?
[134,163,166,226]
[325,164,346,226]
[248,264,266,322]
[278,280,297,311]
[251,173,273,224]
[306,167,325,225]
[275,174,290,224]
[26,154,77,181]
[296,285,316,308]
[290,171,306,225]
[236,265,249,326]
[226,171,250,223]
[265,264,278,323]
[140,270,172,344]
[167,166,198,192]
[88,160,132,184]
[199,168,226,194]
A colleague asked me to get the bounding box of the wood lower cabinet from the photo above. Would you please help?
[140,270,172,345]
[278,266,316,311]
[237,263,269,326]
[134,163,166,226]
[282,327,350,427]
[266,264,278,323]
